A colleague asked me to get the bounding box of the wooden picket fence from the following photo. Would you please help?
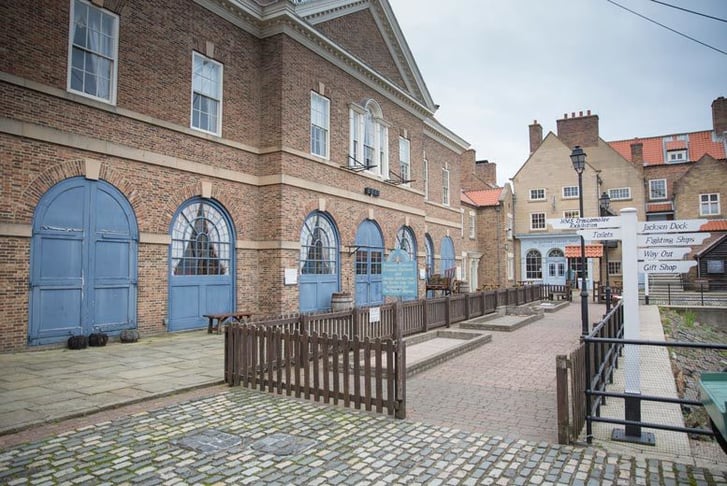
[225,324,406,417]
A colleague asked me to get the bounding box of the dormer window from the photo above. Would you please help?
[667,149,687,163]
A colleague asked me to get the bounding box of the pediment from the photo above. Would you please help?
[294,0,435,110]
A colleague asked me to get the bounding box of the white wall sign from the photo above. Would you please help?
[638,219,707,234]
[638,247,692,261]
[577,228,622,241]
[548,216,621,230]
[637,233,711,247]
[284,268,298,285]
[639,260,697,273]
[369,307,381,323]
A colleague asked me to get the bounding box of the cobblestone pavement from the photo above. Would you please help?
[2,387,727,485]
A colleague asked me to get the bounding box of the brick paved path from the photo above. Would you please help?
[2,387,726,485]
[406,303,586,443]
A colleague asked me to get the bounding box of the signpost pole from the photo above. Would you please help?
[612,208,654,445]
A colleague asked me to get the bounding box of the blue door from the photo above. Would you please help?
[545,248,566,286]
[440,236,455,273]
[29,178,138,345]
[299,211,340,312]
[354,220,384,306]
[169,199,234,331]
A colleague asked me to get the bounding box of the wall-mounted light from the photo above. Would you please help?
[364,187,380,197]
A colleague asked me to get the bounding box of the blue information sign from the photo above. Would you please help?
[382,249,418,298]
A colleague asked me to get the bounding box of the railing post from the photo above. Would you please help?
[701,283,705,306]
[556,354,570,444]
[422,298,429,333]
[445,295,451,328]
[668,283,671,305]
[584,335,592,444]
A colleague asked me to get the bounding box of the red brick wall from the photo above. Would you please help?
[0,0,466,351]
[556,112,599,150]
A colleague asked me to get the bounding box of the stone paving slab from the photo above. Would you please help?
[1,387,726,485]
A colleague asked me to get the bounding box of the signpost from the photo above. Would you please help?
[577,228,622,241]
[548,216,621,230]
[606,210,708,446]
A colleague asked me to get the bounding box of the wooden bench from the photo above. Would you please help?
[204,311,253,334]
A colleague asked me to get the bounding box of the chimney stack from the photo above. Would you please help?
[474,159,497,186]
[557,110,599,149]
[529,120,543,154]
[630,142,643,164]
[713,96,727,136]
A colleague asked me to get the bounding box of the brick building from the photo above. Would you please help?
[511,98,727,288]
[461,159,514,289]
[0,0,473,351]
[511,111,645,290]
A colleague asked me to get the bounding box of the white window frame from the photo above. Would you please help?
[469,211,476,239]
[190,52,223,136]
[707,259,724,274]
[423,157,429,200]
[506,213,513,240]
[667,150,687,163]
[530,212,546,230]
[507,252,514,280]
[349,100,389,178]
[442,167,450,206]
[529,188,546,201]
[562,186,579,199]
[649,179,667,200]
[608,187,631,201]
[67,0,119,104]
[608,260,622,276]
[399,137,410,186]
[563,210,580,219]
[310,91,330,159]
[700,193,720,216]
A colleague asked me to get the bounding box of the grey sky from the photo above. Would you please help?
[389,0,727,185]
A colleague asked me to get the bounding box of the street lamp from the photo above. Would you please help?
[599,192,612,313]
[570,146,589,336]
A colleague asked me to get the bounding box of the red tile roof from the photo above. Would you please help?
[608,130,725,166]
[565,244,603,258]
[461,188,503,207]
[701,219,727,232]
[646,202,674,213]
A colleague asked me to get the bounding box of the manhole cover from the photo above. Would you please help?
[176,429,243,453]
[250,432,317,456]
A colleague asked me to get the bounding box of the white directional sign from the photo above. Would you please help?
[639,260,697,274]
[638,247,692,261]
[638,232,711,247]
[577,228,622,241]
[639,219,707,234]
[548,216,621,230]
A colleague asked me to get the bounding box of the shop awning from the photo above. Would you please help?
[564,244,603,258]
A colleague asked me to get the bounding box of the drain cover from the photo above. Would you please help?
[250,432,317,456]
[176,429,243,453]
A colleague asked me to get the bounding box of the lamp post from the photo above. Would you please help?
[570,146,589,336]
[599,192,612,313]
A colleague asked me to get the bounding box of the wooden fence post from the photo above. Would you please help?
[445,295,451,328]
[422,299,429,333]
[556,354,570,444]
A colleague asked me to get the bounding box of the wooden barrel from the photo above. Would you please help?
[331,292,354,311]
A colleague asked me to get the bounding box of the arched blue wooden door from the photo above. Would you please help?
[169,199,234,331]
[545,248,566,286]
[354,220,384,306]
[299,211,340,312]
[30,178,138,345]
[440,236,455,273]
[396,226,418,300]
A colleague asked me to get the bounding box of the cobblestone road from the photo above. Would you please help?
[2,387,726,485]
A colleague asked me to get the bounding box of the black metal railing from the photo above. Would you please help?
[582,308,727,443]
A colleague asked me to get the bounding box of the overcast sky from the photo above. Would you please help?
[388,0,727,185]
